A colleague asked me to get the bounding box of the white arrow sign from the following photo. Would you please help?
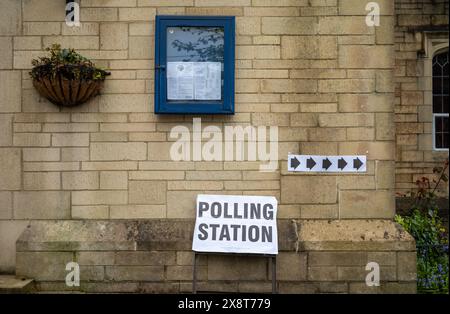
[288,155,367,173]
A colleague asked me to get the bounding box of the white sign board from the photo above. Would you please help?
[167,62,221,101]
[288,155,367,173]
[192,194,278,255]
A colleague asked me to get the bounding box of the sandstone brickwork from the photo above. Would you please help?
[0,0,418,293]
[394,0,449,197]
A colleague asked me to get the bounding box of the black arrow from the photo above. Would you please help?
[290,157,300,169]
[322,158,332,170]
[338,158,347,170]
[306,157,316,170]
[353,157,363,170]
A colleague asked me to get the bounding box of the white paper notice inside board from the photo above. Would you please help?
[167,62,221,101]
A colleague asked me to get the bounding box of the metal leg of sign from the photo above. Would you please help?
[192,252,199,294]
[271,256,277,294]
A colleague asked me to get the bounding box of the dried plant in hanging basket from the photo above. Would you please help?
[30,44,110,107]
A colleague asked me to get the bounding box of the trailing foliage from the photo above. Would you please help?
[30,44,109,81]
[395,160,449,294]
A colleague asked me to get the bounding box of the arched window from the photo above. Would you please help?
[432,50,449,150]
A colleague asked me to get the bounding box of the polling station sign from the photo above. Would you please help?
[192,195,278,255]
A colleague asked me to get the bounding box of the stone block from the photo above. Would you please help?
[376,161,395,189]
[100,171,128,190]
[62,23,99,36]
[339,0,394,15]
[13,37,41,50]
[318,79,374,93]
[300,204,338,219]
[61,148,90,161]
[52,133,89,147]
[23,22,61,35]
[62,172,99,190]
[237,45,280,59]
[0,114,12,146]
[339,45,394,69]
[24,172,61,190]
[339,141,395,160]
[0,221,29,273]
[339,94,393,113]
[0,0,22,35]
[147,142,173,160]
[129,36,154,59]
[319,113,374,127]
[103,80,146,94]
[129,22,153,36]
[76,252,115,266]
[339,190,394,219]
[166,265,206,281]
[71,205,109,219]
[261,79,317,93]
[91,142,147,161]
[119,8,156,21]
[115,251,176,266]
[24,162,79,172]
[318,16,373,35]
[105,266,164,281]
[290,113,319,127]
[129,171,184,180]
[81,8,118,22]
[397,252,417,281]
[0,192,12,219]
[308,266,338,281]
[262,17,317,35]
[208,255,267,281]
[0,71,21,112]
[43,36,99,50]
[23,0,65,21]
[72,191,128,205]
[166,190,198,218]
[84,0,137,6]
[14,191,70,219]
[281,176,337,204]
[128,181,166,204]
[110,205,166,219]
[16,252,73,281]
[274,253,307,281]
[82,161,138,171]
[309,252,367,266]
[99,94,151,112]
[0,148,21,190]
[349,282,417,294]
[338,265,396,281]
[281,36,336,59]
[308,128,346,141]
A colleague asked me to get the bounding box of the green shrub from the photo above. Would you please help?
[30,44,109,81]
[395,209,448,293]
[395,160,449,294]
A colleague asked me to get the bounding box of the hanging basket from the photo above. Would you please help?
[32,64,110,107]
[33,75,105,107]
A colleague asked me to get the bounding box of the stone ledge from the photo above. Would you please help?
[16,219,414,252]
[296,219,415,251]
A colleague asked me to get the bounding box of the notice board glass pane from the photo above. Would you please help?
[166,27,224,101]
[154,16,235,114]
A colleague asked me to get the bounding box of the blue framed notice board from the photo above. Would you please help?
[154,15,235,114]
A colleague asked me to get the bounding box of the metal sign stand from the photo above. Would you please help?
[192,252,277,294]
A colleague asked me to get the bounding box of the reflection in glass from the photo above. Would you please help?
[167,27,224,62]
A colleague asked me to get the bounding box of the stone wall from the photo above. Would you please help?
[0,0,415,293]
[394,0,449,197]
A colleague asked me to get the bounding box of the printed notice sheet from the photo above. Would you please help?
[167,62,221,101]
